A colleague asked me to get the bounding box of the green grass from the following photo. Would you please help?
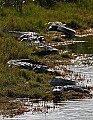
[0,1,93,99]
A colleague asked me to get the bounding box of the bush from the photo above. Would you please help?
[67,20,81,29]
[62,53,70,58]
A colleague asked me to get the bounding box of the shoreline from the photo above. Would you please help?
[1,29,93,118]
[0,91,93,118]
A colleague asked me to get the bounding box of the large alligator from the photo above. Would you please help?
[48,22,76,38]
[50,77,90,94]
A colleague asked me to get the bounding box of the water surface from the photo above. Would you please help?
[1,98,93,120]
[1,36,93,120]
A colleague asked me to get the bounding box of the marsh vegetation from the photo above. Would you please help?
[0,0,93,115]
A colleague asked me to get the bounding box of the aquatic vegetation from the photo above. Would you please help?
[0,1,93,115]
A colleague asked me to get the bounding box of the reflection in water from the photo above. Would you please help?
[1,37,93,120]
[66,65,93,87]
[1,98,93,120]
